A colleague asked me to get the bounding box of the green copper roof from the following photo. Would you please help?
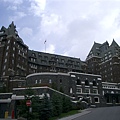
[0,21,24,44]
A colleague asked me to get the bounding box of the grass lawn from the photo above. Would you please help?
[50,110,81,120]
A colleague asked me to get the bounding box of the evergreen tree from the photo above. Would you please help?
[62,96,72,113]
[59,86,64,93]
[18,88,40,120]
[51,93,63,117]
[39,94,52,120]
[51,82,57,90]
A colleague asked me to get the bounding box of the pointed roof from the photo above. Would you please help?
[110,39,119,47]
[86,42,102,60]
[0,21,24,44]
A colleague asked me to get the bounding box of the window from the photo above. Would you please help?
[93,89,98,94]
[77,79,81,85]
[94,97,99,103]
[49,79,52,84]
[84,88,90,93]
[8,40,10,43]
[32,53,36,57]
[85,80,89,86]
[39,80,41,83]
[18,82,22,87]
[13,47,15,51]
[105,56,107,60]
[3,65,6,70]
[3,72,5,75]
[60,79,62,83]
[70,88,73,93]
[109,54,111,58]
[44,56,48,60]
[93,81,97,86]
[12,60,14,64]
[5,59,7,63]
[35,80,38,84]
[7,46,9,50]
[76,88,82,93]
[6,52,8,56]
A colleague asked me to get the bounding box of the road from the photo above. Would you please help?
[74,106,120,120]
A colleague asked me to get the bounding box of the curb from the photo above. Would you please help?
[58,108,92,120]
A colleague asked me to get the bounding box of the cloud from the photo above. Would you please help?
[9,11,26,22]
[1,0,120,61]
[3,0,23,10]
[28,0,120,60]
[29,0,46,16]
[3,0,23,4]
[20,27,33,39]
[41,13,67,36]
[46,44,55,53]
[7,6,17,10]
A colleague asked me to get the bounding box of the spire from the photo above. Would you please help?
[110,39,119,47]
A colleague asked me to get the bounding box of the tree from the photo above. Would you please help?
[51,93,63,117]
[59,86,64,93]
[39,94,52,120]
[17,88,40,120]
[51,82,58,90]
[62,96,72,113]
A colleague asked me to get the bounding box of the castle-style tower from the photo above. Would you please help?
[0,22,28,92]
[86,40,120,83]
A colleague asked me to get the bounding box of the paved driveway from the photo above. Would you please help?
[74,106,120,120]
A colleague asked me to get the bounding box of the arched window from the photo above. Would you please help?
[93,81,97,86]
[94,97,99,103]
[85,80,89,86]
[70,88,73,93]
[49,79,52,83]
[60,79,62,83]
[77,79,81,85]
[35,80,38,84]
[39,79,41,83]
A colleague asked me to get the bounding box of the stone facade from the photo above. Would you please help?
[26,72,103,107]
[0,22,28,92]
[86,40,120,83]
[0,22,120,118]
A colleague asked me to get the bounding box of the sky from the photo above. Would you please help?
[0,0,120,61]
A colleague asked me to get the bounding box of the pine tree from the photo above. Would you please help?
[62,96,72,113]
[51,93,63,117]
[17,88,40,120]
[39,94,52,120]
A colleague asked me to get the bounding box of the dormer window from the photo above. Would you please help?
[77,79,81,85]
[32,53,36,57]
[85,80,89,86]
[93,80,97,86]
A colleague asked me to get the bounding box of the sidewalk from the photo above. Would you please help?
[58,108,92,120]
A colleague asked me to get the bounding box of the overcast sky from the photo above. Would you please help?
[0,0,120,60]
